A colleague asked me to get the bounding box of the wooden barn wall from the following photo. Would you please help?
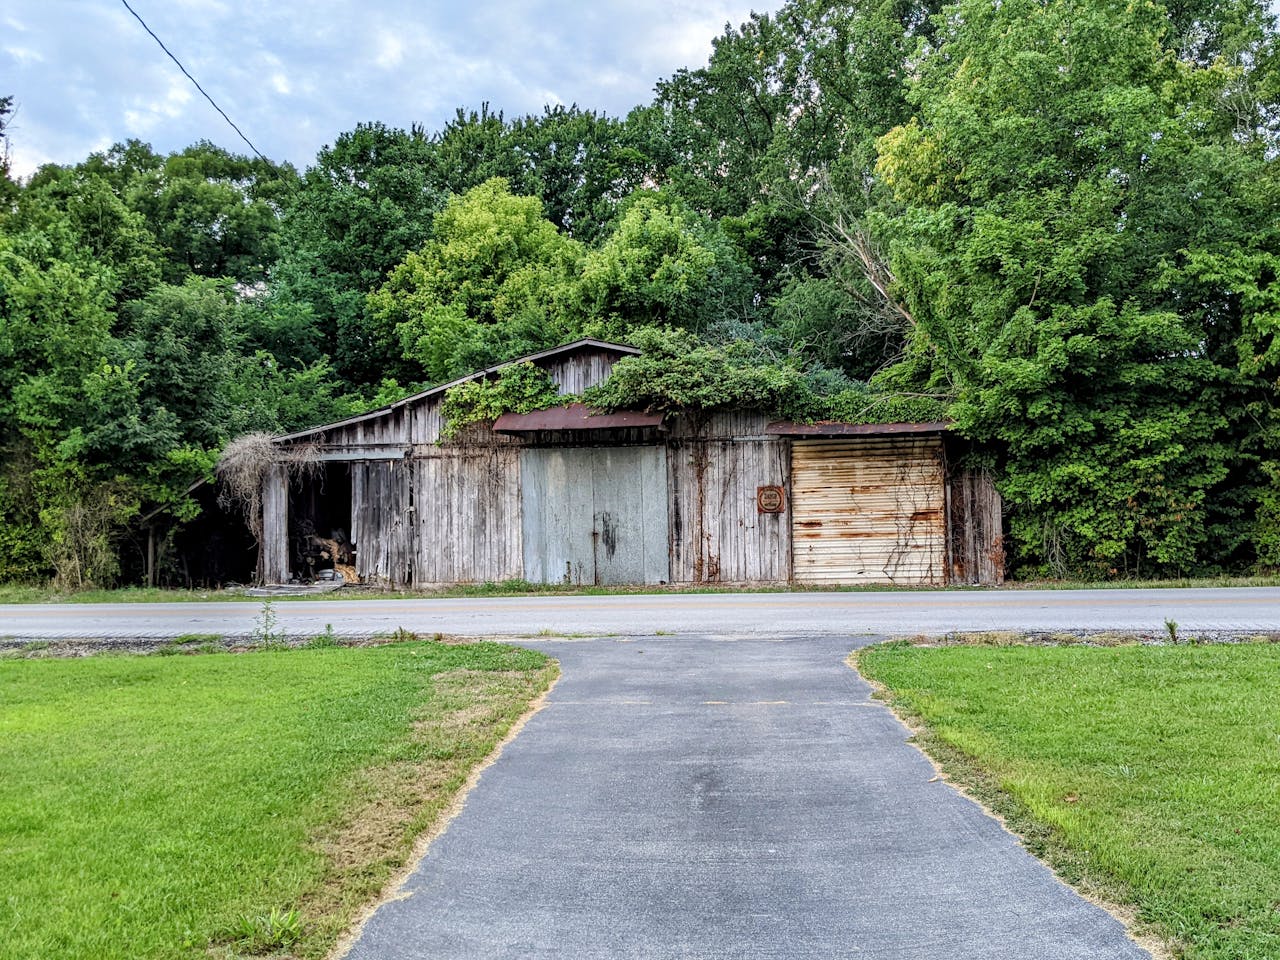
[320,405,412,448]
[412,444,523,585]
[351,459,413,585]
[947,468,1005,585]
[541,351,623,395]
[791,437,947,586]
[667,412,792,583]
[410,395,445,444]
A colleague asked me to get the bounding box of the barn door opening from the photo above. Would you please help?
[289,462,356,582]
[791,438,946,585]
[521,446,669,585]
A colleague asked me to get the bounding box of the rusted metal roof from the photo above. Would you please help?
[765,420,952,437]
[493,403,666,432]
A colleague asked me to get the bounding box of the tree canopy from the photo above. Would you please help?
[1,0,1277,585]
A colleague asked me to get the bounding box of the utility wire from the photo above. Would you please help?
[119,0,268,161]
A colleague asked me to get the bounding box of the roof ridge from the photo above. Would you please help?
[273,338,639,443]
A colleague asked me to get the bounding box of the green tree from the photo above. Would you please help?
[0,212,127,584]
[574,190,756,339]
[124,141,297,284]
[21,167,163,304]
[869,0,1279,576]
[370,178,583,383]
[272,123,443,382]
[503,105,654,243]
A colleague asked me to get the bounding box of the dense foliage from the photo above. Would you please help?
[439,363,562,439]
[2,0,1276,583]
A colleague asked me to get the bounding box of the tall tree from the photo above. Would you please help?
[272,122,443,382]
[870,0,1280,576]
[574,189,757,339]
[369,178,583,382]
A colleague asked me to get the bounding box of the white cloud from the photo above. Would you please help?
[3,0,776,172]
[4,45,43,64]
[373,31,405,69]
[122,81,194,135]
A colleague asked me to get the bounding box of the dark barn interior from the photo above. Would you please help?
[289,462,355,582]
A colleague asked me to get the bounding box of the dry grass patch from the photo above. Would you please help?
[297,667,555,957]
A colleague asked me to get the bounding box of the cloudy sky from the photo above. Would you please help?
[2,0,772,177]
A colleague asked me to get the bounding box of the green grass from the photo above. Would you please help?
[858,642,1280,960]
[0,642,556,960]
[2,573,1277,605]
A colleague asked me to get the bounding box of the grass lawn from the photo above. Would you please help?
[0,641,556,960]
[858,642,1280,960]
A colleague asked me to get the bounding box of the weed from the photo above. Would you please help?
[156,634,224,657]
[390,626,418,643]
[251,598,284,649]
[1165,618,1180,645]
[304,624,341,649]
[231,907,303,951]
[22,640,51,653]
[174,633,221,645]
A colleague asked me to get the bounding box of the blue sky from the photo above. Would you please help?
[2,0,770,176]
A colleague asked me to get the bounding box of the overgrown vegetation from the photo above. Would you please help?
[439,362,561,439]
[0,640,556,960]
[859,641,1280,960]
[2,0,1277,584]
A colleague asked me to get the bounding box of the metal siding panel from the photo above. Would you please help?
[520,450,547,583]
[521,446,669,586]
[792,437,946,585]
[639,444,671,584]
[592,449,640,585]
[521,449,593,585]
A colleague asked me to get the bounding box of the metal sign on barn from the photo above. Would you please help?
[756,485,785,514]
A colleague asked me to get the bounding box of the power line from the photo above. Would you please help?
[118,0,268,161]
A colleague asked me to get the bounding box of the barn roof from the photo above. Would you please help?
[765,420,952,436]
[274,338,640,443]
[493,402,666,432]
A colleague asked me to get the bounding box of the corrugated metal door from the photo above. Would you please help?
[521,447,670,585]
[791,438,946,585]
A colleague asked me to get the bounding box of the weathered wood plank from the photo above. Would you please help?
[260,463,290,584]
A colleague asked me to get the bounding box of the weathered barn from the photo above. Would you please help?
[256,339,1004,588]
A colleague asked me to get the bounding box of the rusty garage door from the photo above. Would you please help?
[791,438,946,585]
[521,446,670,586]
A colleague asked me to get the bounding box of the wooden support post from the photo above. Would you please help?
[261,463,291,584]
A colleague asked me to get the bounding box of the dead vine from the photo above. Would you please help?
[216,432,321,548]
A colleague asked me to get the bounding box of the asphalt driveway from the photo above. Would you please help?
[344,636,1151,960]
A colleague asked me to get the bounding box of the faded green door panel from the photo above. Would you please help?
[521,447,670,585]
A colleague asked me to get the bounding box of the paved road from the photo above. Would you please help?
[344,636,1151,960]
[2,586,1277,641]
